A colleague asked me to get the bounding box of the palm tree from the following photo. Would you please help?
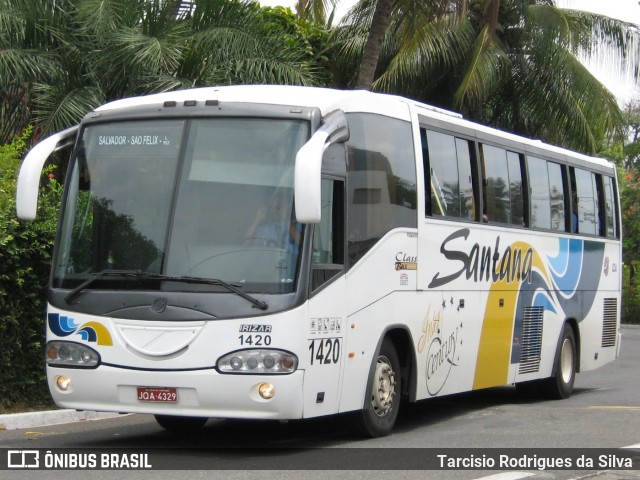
[0,0,324,142]
[295,0,338,24]
[0,0,94,142]
[335,0,640,153]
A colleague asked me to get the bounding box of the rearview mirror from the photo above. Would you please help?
[294,111,348,223]
[16,126,78,220]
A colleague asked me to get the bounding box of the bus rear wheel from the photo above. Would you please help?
[542,324,577,399]
[518,323,577,399]
[351,338,401,437]
[154,414,208,432]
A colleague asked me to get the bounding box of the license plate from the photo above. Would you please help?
[137,387,178,403]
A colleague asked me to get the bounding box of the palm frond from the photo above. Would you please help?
[32,83,105,136]
[453,25,508,110]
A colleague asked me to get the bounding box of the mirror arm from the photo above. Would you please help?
[16,126,78,220]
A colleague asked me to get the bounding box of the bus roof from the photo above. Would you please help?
[95,85,414,120]
[94,85,615,172]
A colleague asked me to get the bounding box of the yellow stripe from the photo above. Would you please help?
[473,287,517,389]
[473,242,548,390]
[81,321,113,346]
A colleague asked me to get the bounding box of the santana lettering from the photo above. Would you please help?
[429,228,533,288]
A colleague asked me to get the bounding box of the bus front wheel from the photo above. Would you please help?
[351,337,401,437]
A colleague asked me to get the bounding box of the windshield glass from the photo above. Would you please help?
[54,118,309,294]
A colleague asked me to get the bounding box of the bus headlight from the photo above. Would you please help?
[46,341,100,368]
[217,349,298,374]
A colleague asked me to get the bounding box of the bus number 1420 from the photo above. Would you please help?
[309,338,341,365]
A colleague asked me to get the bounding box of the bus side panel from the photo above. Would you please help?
[574,240,622,372]
[413,289,485,399]
[419,220,621,392]
[337,230,418,414]
[302,276,347,419]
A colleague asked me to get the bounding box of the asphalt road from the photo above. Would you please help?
[1,325,639,480]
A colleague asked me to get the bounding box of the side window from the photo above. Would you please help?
[456,138,476,219]
[527,157,566,231]
[507,151,524,226]
[602,175,618,238]
[312,178,344,291]
[422,129,476,219]
[548,162,566,231]
[346,114,417,267]
[481,145,524,225]
[571,167,598,235]
[528,156,551,229]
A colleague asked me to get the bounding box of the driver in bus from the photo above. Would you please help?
[244,189,301,253]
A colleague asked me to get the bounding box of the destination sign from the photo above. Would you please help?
[97,135,171,147]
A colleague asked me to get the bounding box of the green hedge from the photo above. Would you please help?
[622,264,640,325]
[0,130,60,411]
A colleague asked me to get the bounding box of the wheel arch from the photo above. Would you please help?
[376,325,418,403]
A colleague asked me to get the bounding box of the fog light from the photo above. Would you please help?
[56,375,72,391]
[258,383,275,399]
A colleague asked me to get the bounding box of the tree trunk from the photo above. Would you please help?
[355,0,394,90]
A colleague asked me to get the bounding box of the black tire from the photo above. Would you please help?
[154,414,208,432]
[516,324,577,400]
[351,337,401,437]
[541,323,577,399]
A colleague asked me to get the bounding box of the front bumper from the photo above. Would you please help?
[47,365,305,419]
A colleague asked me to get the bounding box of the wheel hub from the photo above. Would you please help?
[560,338,573,384]
[371,355,396,417]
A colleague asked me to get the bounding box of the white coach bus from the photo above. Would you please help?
[16,86,622,437]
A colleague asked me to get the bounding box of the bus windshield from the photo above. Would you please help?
[54,118,309,294]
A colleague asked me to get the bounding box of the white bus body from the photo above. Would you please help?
[17,86,622,436]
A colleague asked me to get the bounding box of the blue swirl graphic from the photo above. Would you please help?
[547,238,583,296]
[48,313,79,337]
[77,326,97,342]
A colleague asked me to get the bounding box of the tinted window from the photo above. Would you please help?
[482,145,524,225]
[346,114,417,266]
[312,178,345,291]
[528,156,551,229]
[603,175,618,238]
[527,157,566,231]
[422,129,476,220]
[507,151,524,226]
[457,139,475,219]
[548,162,566,231]
[572,168,598,235]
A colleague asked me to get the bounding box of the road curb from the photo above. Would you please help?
[0,410,123,431]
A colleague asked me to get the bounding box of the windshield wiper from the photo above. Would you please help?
[160,274,268,311]
[64,270,268,310]
[64,269,141,304]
